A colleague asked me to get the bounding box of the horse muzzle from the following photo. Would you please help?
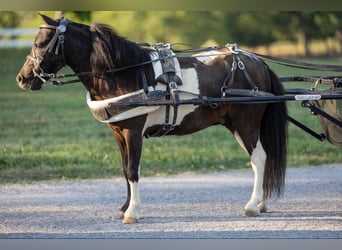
[16,73,44,91]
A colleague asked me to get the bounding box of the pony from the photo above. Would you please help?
[16,14,288,224]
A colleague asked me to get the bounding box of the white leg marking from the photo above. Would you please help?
[124,180,141,220]
[245,139,266,216]
[124,166,141,222]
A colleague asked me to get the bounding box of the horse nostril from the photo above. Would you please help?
[16,74,22,83]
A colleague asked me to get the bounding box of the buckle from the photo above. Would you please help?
[169,81,178,90]
[162,123,175,132]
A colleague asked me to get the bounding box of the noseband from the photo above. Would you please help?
[26,17,69,83]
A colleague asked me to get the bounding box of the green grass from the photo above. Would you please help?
[0,48,341,183]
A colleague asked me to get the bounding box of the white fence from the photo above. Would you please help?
[0,28,37,48]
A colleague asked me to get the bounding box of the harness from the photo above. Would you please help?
[26,19,263,134]
[26,18,184,131]
[220,44,273,98]
[85,43,184,132]
[24,18,276,136]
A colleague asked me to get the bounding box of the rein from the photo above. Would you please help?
[39,43,230,86]
[254,52,342,72]
[29,18,342,87]
[38,42,230,86]
[45,53,178,86]
[28,20,230,86]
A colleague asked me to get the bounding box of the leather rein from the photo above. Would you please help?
[27,18,342,87]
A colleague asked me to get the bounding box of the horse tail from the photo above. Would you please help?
[260,68,288,199]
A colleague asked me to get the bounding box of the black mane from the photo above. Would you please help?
[90,24,151,74]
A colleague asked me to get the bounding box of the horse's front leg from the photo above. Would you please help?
[112,127,143,224]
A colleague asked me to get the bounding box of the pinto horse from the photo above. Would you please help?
[16,14,288,224]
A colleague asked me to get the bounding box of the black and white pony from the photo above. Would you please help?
[16,14,288,224]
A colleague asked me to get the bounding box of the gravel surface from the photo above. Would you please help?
[0,165,341,239]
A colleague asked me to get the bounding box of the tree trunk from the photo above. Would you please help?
[335,30,342,54]
[303,33,311,57]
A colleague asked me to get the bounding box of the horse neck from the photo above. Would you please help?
[64,27,153,101]
[62,27,94,92]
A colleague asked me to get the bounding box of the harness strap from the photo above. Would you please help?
[147,78,180,137]
[150,44,182,136]
[235,54,258,91]
[221,45,260,97]
[254,52,342,72]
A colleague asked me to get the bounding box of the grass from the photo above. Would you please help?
[0,48,341,183]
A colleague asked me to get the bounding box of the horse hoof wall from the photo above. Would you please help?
[244,209,259,217]
[122,217,138,224]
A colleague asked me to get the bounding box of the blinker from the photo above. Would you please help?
[58,24,67,33]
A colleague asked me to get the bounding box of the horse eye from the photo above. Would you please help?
[34,42,44,49]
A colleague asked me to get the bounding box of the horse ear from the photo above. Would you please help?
[38,13,57,25]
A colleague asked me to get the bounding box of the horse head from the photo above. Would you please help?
[16,14,72,90]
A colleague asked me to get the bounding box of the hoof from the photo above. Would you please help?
[113,211,124,220]
[122,216,138,224]
[244,209,259,217]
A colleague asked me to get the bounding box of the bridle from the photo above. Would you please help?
[26,17,69,84]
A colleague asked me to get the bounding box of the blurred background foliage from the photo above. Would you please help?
[1,11,342,56]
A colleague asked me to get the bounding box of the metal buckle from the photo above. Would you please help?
[169,81,178,90]
[162,123,175,132]
[237,58,245,70]
[57,24,67,33]
[221,86,227,97]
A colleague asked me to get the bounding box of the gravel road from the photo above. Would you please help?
[0,164,341,239]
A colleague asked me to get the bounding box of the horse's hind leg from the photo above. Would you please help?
[224,107,267,216]
[244,138,267,216]
[233,129,266,216]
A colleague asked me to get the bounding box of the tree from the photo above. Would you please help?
[221,11,342,56]
[0,12,21,40]
[269,12,342,56]
[0,11,20,28]
[331,12,342,55]
[88,11,229,46]
[222,12,279,47]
